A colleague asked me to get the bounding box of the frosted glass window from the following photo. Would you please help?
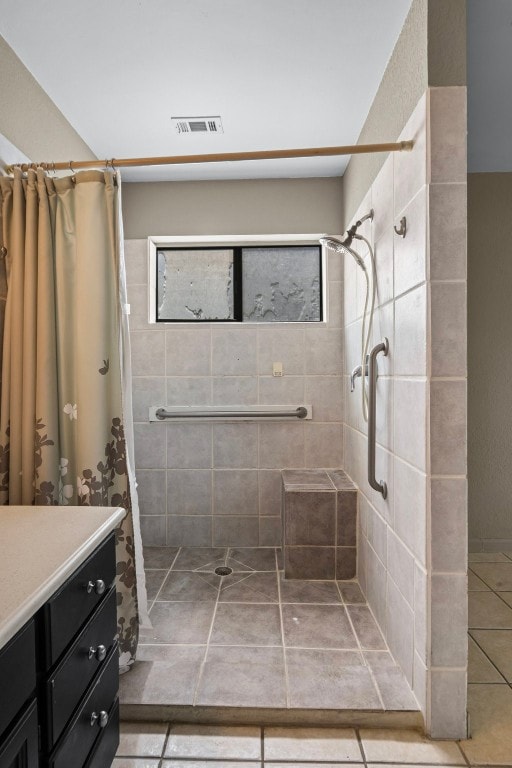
[242,247,321,322]
[157,249,234,321]
[153,244,322,323]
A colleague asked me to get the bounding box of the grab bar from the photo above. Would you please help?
[368,338,389,499]
[149,405,311,421]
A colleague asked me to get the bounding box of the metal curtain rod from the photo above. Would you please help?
[5,140,413,174]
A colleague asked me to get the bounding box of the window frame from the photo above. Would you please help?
[147,234,328,325]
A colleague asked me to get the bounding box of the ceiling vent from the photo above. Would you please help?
[171,116,224,135]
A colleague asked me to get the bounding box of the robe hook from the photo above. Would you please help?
[394,217,407,238]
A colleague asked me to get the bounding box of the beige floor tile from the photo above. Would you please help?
[499,592,512,608]
[267,764,360,768]
[468,570,491,591]
[165,725,261,759]
[264,727,362,761]
[470,562,512,591]
[468,553,510,562]
[471,630,512,682]
[468,636,506,683]
[460,684,512,764]
[117,722,168,757]
[360,728,462,764]
[162,763,260,767]
[468,591,512,629]
[113,760,160,768]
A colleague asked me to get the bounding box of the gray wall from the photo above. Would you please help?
[468,172,512,550]
[122,177,343,238]
[0,35,95,164]
[342,0,466,226]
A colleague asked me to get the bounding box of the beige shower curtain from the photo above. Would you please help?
[0,167,139,667]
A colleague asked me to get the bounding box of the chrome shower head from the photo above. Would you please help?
[319,235,366,270]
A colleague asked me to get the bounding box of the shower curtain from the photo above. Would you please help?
[0,167,145,670]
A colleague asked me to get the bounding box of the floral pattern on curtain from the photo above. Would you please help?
[0,168,139,668]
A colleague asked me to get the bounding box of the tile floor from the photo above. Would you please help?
[114,551,512,765]
[120,547,416,711]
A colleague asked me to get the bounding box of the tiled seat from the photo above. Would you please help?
[282,469,357,580]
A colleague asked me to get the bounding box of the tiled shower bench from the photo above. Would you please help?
[282,469,357,580]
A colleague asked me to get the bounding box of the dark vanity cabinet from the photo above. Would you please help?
[0,533,120,768]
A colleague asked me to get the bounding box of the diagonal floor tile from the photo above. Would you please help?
[468,570,491,591]
[282,604,358,649]
[498,591,512,608]
[470,562,512,591]
[165,724,261,759]
[158,571,220,601]
[171,547,227,571]
[468,552,510,562]
[228,547,277,571]
[471,629,512,682]
[286,649,381,709]
[360,728,462,763]
[263,726,361,761]
[219,571,279,603]
[195,645,286,707]
[468,635,506,683]
[460,684,512,765]
[468,591,512,629]
[143,546,179,569]
[347,605,386,650]
[279,578,341,604]
[113,760,160,767]
[145,570,168,601]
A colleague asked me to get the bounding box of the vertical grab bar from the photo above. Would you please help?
[368,337,389,499]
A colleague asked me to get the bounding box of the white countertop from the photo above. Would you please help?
[0,506,125,650]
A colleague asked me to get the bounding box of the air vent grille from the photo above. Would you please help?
[172,116,224,135]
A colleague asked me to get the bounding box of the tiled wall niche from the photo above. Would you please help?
[125,240,345,548]
[343,88,468,738]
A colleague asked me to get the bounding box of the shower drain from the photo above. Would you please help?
[214,566,233,576]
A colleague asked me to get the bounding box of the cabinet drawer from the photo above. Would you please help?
[0,699,38,768]
[84,698,119,768]
[0,620,36,739]
[43,534,116,666]
[45,587,117,747]
[50,644,119,768]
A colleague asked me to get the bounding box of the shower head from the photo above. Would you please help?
[319,235,366,270]
[320,208,373,269]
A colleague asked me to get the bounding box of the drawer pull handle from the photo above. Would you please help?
[90,710,109,728]
[86,579,106,595]
[88,644,107,661]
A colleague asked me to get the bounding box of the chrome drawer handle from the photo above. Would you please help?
[88,644,107,661]
[86,579,106,595]
[90,710,108,728]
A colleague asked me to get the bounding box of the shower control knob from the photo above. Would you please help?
[90,710,109,728]
[86,579,106,595]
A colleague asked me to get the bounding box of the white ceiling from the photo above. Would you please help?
[0,0,412,181]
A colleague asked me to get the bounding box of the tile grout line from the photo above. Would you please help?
[276,549,291,709]
[342,601,386,710]
[468,631,508,684]
[355,727,368,766]
[191,556,223,706]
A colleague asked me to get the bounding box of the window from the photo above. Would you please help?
[151,240,323,323]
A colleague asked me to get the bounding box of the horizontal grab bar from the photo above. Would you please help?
[149,405,312,422]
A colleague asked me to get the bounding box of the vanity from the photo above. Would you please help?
[0,505,125,768]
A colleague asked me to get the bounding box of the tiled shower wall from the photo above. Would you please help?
[125,241,345,547]
[343,88,467,737]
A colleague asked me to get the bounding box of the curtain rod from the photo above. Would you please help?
[5,140,413,174]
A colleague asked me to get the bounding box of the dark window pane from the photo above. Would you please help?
[241,246,321,322]
[157,249,234,320]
